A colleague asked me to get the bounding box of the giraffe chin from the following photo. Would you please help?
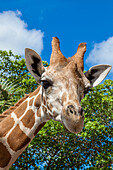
[61,113,84,134]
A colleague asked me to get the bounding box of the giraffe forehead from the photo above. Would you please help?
[43,65,79,85]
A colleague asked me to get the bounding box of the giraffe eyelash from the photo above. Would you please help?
[41,80,53,89]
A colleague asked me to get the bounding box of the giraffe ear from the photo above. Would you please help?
[85,64,112,87]
[25,48,45,83]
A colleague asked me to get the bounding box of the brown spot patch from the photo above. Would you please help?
[0,115,15,137]
[34,94,41,108]
[62,92,67,104]
[0,115,7,122]
[0,142,11,168]
[29,86,40,97]
[43,96,46,105]
[34,122,46,136]
[53,110,58,117]
[42,105,47,113]
[21,109,35,129]
[7,125,30,151]
[29,98,34,106]
[48,103,53,112]
[37,109,41,117]
[14,101,27,118]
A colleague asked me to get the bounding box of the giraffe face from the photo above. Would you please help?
[40,62,85,133]
[25,37,112,134]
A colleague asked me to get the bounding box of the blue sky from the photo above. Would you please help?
[0,0,113,79]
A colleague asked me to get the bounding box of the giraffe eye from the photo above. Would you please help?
[41,80,52,89]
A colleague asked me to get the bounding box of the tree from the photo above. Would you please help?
[0,79,21,113]
[0,50,112,169]
[0,50,48,113]
[0,50,48,95]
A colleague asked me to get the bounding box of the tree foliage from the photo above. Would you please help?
[0,50,112,169]
[0,50,48,113]
[0,79,21,113]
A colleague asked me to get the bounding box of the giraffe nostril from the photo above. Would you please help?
[67,105,76,115]
[79,108,84,116]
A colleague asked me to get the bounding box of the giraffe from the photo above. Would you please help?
[0,37,112,169]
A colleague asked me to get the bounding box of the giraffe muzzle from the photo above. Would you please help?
[61,105,84,133]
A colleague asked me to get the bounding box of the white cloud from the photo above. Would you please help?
[0,10,44,55]
[86,37,113,73]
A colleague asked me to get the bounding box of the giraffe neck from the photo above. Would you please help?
[0,86,47,170]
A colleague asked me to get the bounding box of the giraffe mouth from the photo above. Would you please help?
[61,120,71,132]
[61,111,84,134]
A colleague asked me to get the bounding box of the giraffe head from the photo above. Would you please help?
[25,37,111,133]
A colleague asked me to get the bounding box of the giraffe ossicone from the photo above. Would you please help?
[0,37,112,169]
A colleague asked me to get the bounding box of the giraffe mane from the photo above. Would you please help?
[0,94,30,122]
